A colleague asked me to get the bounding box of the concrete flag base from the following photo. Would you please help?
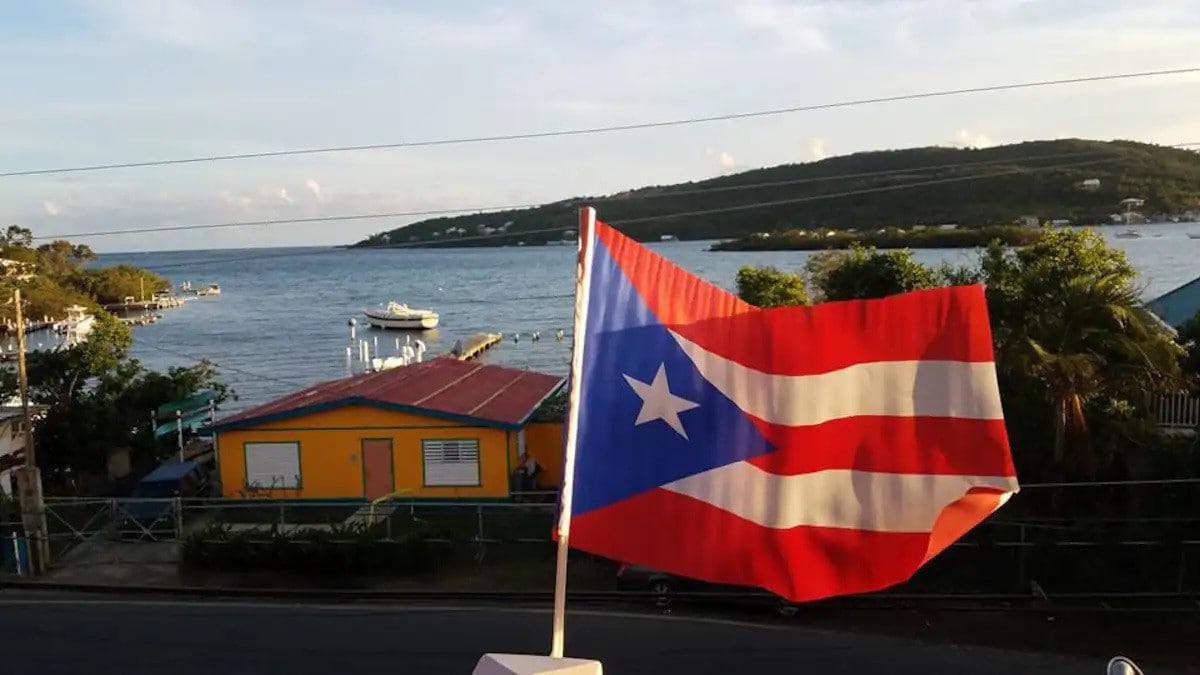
[472,654,603,675]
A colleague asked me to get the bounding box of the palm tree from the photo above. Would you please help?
[1015,272,1183,477]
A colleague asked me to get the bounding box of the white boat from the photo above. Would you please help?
[56,305,95,347]
[1187,232,1200,239]
[364,302,439,330]
[1115,228,1142,239]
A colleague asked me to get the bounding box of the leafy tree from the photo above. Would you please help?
[735,266,808,308]
[1178,311,1200,380]
[980,230,1185,482]
[1,315,232,481]
[0,226,170,318]
[0,276,93,324]
[36,239,96,279]
[19,313,133,406]
[71,265,169,304]
[805,245,938,301]
[734,228,1188,496]
[3,225,33,248]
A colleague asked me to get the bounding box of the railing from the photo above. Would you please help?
[1153,392,1200,431]
[4,481,1200,596]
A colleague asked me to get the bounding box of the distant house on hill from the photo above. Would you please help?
[0,405,47,496]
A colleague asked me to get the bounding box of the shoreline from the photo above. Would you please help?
[344,222,1198,252]
[709,224,1045,252]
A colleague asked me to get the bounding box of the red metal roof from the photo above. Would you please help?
[213,356,565,430]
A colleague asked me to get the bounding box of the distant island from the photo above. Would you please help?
[710,224,1046,251]
[349,138,1200,249]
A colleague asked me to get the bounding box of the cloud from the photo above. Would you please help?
[304,178,323,202]
[808,138,829,162]
[279,188,294,204]
[730,1,833,52]
[10,0,1200,254]
[84,0,257,51]
[218,190,254,210]
[43,200,61,216]
[951,129,994,149]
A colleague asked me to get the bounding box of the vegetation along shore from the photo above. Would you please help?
[709,223,1045,251]
[0,224,230,494]
[0,224,170,328]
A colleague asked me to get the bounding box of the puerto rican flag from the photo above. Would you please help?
[561,211,1019,602]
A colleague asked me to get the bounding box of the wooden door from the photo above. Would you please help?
[361,439,395,500]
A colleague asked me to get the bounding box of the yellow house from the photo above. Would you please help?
[210,357,565,500]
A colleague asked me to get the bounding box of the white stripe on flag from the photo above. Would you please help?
[661,463,1019,532]
[669,331,1005,427]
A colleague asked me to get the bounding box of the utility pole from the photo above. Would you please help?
[12,290,49,574]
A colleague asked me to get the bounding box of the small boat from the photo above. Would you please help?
[1187,232,1200,239]
[1115,228,1142,239]
[364,302,439,330]
[204,284,221,295]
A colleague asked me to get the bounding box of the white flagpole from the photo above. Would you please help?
[549,206,597,659]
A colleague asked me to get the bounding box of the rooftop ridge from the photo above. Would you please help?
[412,362,487,407]
[467,370,529,416]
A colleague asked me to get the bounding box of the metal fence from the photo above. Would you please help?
[4,482,1200,595]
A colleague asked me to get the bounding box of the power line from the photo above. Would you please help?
[133,338,310,387]
[127,154,1127,273]
[612,156,1120,225]
[4,67,1197,178]
[97,142,1192,274]
[47,142,1198,244]
[34,144,1166,242]
[369,155,1122,241]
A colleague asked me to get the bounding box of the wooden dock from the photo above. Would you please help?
[101,297,187,313]
[451,333,502,361]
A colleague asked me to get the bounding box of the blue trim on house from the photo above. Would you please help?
[1146,273,1200,329]
[211,382,566,433]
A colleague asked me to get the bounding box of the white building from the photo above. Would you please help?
[0,406,40,496]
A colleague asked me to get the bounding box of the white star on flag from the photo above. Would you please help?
[623,364,700,439]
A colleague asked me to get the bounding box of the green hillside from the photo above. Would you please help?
[350,139,1200,248]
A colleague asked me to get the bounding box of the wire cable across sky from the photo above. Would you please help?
[4,66,1198,178]
[129,151,1142,273]
[38,142,1200,243]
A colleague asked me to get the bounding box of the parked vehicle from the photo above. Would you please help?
[117,460,208,540]
[1108,657,1144,674]
[616,564,798,616]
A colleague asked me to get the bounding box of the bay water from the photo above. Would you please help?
[90,223,1200,413]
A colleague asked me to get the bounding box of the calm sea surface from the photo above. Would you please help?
[89,224,1200,414]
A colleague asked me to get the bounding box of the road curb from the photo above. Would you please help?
[0,579,566,601]
[4,578,1198,613]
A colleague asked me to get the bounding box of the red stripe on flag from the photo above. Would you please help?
[595,221,998,375]
[748,416,1016,478]
[571,487,932,602]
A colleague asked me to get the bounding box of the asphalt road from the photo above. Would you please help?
[0,594,1126,674]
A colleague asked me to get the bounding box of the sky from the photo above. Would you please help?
[2,0,1200,252]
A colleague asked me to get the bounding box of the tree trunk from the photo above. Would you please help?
[1051,398,1068,517]
[1053,398,1067,464]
